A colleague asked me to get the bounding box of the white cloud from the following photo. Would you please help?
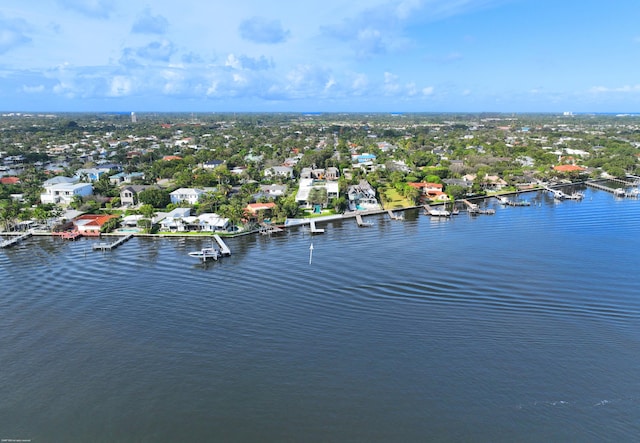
[136,40,175,62]
[383,72,401,94]
[239,17,290,44]
[589,85,640,94]
[56,0,115,19]
[22,84,45,93]
[0,14,32,54]
[351,73,369,93]
[422,86,435,96]
[225,54,242,70]
[324,77,336,92]
[108,76,132,97]
[131,8,169,35]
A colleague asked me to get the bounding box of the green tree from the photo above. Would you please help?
[445,184,467,200]
[100,217,120,233]
[308,187,328,206]
[138,188,171,208]
[276,195,300,219]
[0,199,20,231]
[93,174,117,197]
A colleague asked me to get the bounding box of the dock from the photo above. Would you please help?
[543,186,584,200]
[309,220,325,234]
[610,177,636,187]
[585,180,637,198]
[387,210,404,220]
[92,233,134,251]
[0,231,32,249]
[259,224,284,235]
[60,231,82,240]
[461,200,479,214]
[495,196,530,206]
[423,204,451,217]
[356,214,374,227]
[462,200,495,215]
[213,234,232,255]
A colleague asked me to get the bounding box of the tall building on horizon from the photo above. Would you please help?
[131,112,137,123]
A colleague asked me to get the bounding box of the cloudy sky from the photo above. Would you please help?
[2,0,639,112]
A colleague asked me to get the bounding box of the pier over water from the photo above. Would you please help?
[0,231,32,248]
[92,234,134,251]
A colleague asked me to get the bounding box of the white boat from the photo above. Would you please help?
[614,188,626,197]
[566,192,584,200]
[552,190,567,200]
[626,189,640,198]
[188,247,220,261]
[428,208,451,217]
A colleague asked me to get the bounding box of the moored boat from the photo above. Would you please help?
[188,247,220,261]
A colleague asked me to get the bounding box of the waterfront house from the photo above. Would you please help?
[182,213,230,232]
[408,182,450,202]
[158,208,192,232]
[245,202,277,222]
[347,180,381,211]
[72,214,118,236]
[483,175,508,191]
[295,178,340,208]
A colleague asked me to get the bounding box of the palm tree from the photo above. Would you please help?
[0,200,20,232]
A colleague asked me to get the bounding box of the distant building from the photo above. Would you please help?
[131,112,137,123]
[553,165,586,173]
[264,166,294,179]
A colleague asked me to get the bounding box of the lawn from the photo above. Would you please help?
[380,186,414,209]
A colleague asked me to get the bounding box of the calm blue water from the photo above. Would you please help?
[2,188,640,442]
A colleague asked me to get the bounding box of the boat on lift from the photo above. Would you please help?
[188,246,221,261]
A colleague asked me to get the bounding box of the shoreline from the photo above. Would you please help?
[0,182,587,239]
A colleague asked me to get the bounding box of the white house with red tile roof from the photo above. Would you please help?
[72,214,118,236]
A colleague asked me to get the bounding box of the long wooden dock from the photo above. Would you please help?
[584,180,640,198]
[213,234,231,255]
[0,232,32,248]
[93,234,134,251]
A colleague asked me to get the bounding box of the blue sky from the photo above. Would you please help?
[1,0,639,112]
